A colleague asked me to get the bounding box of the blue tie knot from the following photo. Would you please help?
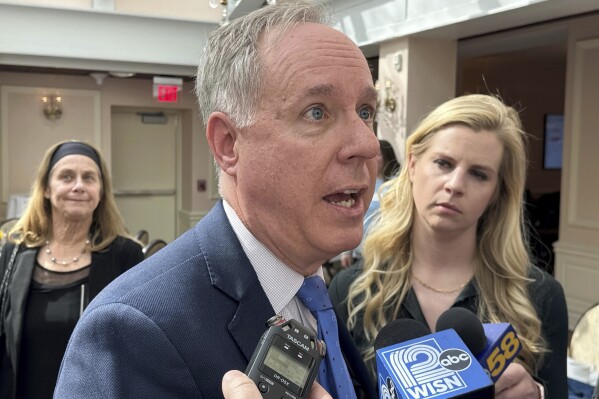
[296,275,333,312]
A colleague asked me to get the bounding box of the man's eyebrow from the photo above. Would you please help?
[363,86,378,103]
[297,84,378,103]
[305,84,337,98]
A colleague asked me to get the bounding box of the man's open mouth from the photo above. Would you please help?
[323,189,360,208]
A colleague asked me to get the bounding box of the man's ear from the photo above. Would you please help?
[206,112,239,176]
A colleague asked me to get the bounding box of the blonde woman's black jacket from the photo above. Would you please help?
[0,236,144,399]
[329,262,568,399]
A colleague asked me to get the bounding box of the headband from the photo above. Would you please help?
[48,142,102,173]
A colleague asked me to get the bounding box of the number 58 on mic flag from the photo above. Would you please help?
[478,323,522,382]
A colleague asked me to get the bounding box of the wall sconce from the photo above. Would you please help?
[42,95,63,121]
[376,79,396,113]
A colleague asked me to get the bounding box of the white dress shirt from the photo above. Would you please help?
[222,200,320,334]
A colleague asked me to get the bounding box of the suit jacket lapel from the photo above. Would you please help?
[196,200,275,360]
[195,202,376,395]
[337,308,378,399]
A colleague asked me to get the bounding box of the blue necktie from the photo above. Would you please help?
[296,276,357,399]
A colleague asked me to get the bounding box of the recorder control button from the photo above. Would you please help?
[258,382,269,393]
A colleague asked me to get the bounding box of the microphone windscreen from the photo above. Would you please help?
[435,307,486,356]
[374,318,430,351]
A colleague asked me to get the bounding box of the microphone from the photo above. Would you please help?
[436,308,486,356]
[374,319,431,350]
[436,308,522,382]
[375,319,494,399]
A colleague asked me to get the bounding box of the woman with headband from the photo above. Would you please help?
[0,140,144,399]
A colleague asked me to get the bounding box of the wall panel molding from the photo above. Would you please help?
[177,209,207,234]
[566,38,599,231]
[554,241,599,327]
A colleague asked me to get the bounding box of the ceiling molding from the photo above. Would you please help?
[0,3,216,75]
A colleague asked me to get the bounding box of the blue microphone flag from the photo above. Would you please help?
[376,329,494,399]
[477,323,522,382]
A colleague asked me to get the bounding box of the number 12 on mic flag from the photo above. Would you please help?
[376,329,493,399]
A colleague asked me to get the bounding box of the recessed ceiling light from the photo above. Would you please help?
[108,72,136,78]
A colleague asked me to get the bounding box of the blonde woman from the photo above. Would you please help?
[330,94,567,398]
[0,140,143,399]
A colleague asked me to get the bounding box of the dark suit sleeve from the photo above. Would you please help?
[55,302,203,399]
[530,267,568,399]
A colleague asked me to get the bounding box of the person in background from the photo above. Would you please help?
[0,140,144,399]
[55,1,378,398]
[339,139,399,268]
[330,94,568,398]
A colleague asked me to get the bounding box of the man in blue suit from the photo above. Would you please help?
[55,1,379,398]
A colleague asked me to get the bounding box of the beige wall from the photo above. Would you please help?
[378,38,457,165]
[459,45,566,198]
[555,14,599,327]
[0,71,215,234]
[0,0,90,8]
[1,86,100,201]
[0,0,221,21]
[117,0,221,21]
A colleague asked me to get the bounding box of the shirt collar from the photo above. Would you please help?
[222,200,323,315]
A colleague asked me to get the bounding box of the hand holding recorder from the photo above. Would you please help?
[222,370,332,399]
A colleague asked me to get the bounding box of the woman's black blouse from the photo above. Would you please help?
[17,265,90,399]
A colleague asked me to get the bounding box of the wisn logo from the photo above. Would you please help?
[382,338,472,399]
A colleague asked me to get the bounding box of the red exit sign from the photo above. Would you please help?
[157,85,178,102]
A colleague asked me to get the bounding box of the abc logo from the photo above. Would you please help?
[439,349,472,371]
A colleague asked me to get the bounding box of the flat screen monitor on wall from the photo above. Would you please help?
[543,114,564,170]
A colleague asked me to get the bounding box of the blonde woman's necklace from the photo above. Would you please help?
[412,273,469,295]
[45,239,90,266]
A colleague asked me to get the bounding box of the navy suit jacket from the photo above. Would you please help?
[55,201,375,399]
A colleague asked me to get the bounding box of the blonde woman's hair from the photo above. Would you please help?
[347,94,544,373]
[9,140,129,251]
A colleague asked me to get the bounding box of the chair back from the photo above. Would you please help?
[135,229,150,246]
[0,218,18,248]
[142,239,167,259]
[570,303,599,372]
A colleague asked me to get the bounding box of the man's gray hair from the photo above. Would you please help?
[195,0,332,128]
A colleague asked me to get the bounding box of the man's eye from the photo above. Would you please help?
[358,106,374,121]
[304,106,325,121]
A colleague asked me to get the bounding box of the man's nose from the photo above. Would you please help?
[340,117,379,162]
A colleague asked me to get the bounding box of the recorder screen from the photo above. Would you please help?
[262,344,310,388]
